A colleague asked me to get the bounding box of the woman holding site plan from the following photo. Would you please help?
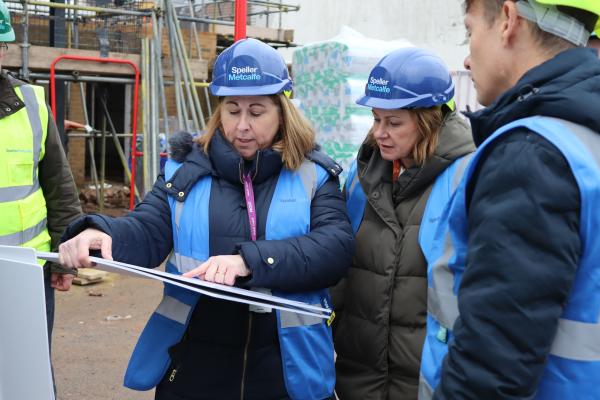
[58,38,354,400]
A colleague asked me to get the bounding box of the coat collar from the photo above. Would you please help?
[0,71,25,119]
[208,130,283,185]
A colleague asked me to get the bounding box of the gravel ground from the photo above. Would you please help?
[52,272,163,400]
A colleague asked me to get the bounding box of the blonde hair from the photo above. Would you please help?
[365,107,444,166]
[196,94,316,171]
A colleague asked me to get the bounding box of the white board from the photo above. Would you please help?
[0,245,54,400]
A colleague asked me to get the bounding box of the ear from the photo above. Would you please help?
[500,1,523,46]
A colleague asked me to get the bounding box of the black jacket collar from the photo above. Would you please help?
[0,71,25,119]
[209,130,283,185]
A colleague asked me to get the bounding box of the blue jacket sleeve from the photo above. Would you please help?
[62,175,174,268]
[435,130,581,399]
[238,175,355,292]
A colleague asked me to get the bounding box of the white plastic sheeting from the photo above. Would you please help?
[292,27,414,180]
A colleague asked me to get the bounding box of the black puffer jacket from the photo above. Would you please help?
[435,48,600,399]
[63,131,354,400]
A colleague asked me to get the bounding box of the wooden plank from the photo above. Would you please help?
[3,45,208,80]
[73,276,102,286]
[77,269,108,281]
[210,24,294,43]
[161,29,217,65]
[72,268,108,286]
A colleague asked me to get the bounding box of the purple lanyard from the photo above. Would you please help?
[242,173,257,241]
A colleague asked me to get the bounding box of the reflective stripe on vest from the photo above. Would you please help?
[0,84,50,254]
[124,158,336,399]
[424,154,473,329]
[419,117,600,399]
[418,154,474,400]
[0,218,47,246]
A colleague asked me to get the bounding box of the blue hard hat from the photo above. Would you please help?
[356,47,454,109]
[210,38,292,96]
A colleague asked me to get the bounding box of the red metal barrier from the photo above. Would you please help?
[50,55,141,210]
[234,0,247,41]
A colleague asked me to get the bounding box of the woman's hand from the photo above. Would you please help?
[183,255,250,286]
[58,228,113,269]
[51,273,75,291]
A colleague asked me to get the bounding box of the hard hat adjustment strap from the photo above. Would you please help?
[516,0,590,47]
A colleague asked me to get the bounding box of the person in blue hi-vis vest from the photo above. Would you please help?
[58,38,354,400]
[332,47,474,400]
[419,1,600,399]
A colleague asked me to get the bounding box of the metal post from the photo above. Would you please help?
[124,83,132,185]
[149,39,159,185]
[234,0,247,41]
[152,3,169,143]
[141,38,151,193]
[50,0,67,143]
[73,0,79,48]
[279,0,283,29]
[19,1,30,81]
[99,114,107,212]
[167,1,200,130]
[164,15,186,130]
[188,0,203,56]
[100,97,141,200]
[168,0,206,129]
[189,0,212,118]
[78,82,101,204]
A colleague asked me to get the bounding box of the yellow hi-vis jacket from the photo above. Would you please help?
[0,84,51,259]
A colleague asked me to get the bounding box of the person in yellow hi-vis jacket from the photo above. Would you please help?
[0,0,81,366]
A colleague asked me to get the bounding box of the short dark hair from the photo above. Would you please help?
[464,0,597,53]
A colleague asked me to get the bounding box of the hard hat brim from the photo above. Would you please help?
[210,80,291,97]
[0,30,15,42]
[356,95,422,110]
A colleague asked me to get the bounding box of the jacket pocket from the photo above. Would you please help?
[6,151,34,187]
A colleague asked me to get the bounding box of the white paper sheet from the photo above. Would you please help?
[37,252,332,320]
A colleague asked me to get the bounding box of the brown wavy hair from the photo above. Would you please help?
[365,107,444,166]
[196,94,315,171]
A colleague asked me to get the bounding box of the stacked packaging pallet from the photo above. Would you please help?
[292,27,412,181]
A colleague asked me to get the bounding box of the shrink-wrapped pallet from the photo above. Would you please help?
[292,27,412,181]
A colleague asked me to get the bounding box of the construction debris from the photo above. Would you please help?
[72,268,108,286]
[80,184,131,210]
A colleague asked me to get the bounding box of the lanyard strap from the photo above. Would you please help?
[242,173,257,241]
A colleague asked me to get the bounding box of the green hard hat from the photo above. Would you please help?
[0,0,15,42]
[536,0,600,36]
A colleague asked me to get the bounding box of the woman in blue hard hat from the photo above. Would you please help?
[332,47,474,400]
[58,38,354,400]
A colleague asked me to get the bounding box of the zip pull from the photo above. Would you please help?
[168,368,178,382]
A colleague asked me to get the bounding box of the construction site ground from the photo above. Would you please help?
[53,206,159,400]
[54,270,161,400]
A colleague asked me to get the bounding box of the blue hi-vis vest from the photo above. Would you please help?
[123,158,336,400]
[418,117,600,400]
[344,160,367,234]
[345,155,472,235]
